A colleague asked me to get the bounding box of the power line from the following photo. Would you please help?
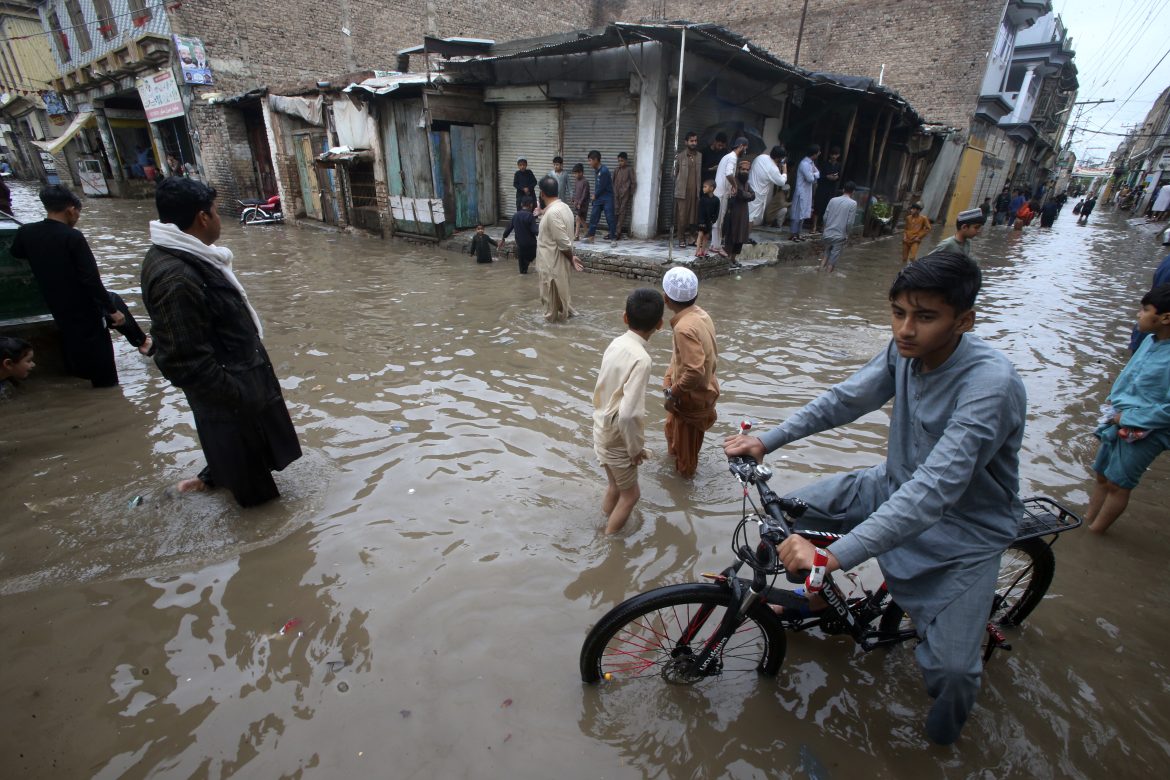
[1078,41,1170,143]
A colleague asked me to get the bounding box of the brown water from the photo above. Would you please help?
[2,182,1168,779]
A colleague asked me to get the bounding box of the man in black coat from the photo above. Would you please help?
[10,185,126,387]
[141,178,301,507]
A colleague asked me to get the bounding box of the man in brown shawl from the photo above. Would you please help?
[534,175,583,322]
[673,132,701,248]
[661,266,719,478]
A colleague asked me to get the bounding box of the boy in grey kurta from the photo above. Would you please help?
[725,251,1025,745]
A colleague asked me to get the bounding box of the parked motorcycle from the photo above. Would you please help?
[238,195,284,225]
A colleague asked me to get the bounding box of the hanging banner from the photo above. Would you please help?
[137,70,185,122]
[173,35,213,85]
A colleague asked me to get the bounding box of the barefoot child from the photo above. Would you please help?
[695,180,718,257]
[1086,283,1170,534]
[901,202,931,263]
[592,287,664,534]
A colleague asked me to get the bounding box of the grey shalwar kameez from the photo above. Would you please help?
[758,335,1026,744]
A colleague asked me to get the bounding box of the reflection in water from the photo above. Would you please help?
[1,182,1168,777]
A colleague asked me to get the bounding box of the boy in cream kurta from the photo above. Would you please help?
[593,288,665,534]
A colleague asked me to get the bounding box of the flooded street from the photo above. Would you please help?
[2,181,1168,778]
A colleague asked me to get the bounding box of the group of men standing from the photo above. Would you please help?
[673,133,846,251]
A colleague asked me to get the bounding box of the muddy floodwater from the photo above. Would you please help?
[2,182,1168,779]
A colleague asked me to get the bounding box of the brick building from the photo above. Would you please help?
[164,0,602,211]
[600,0,1068,220]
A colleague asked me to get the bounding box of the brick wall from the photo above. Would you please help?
[165,1,601,211]
[599,0,1006,129]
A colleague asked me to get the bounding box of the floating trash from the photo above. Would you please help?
[279,618,302,636]
[128,495,144,508]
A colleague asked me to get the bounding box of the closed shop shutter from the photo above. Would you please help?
[562,86,639,233]
[561,86,639,169]
[496,102,559,219]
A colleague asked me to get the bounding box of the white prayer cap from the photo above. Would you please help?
[662,266,699,302]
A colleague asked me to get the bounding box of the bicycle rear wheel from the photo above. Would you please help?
[579,583,786,685]
[877,538,1056,636]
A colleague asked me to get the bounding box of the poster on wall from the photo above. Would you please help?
[173,35,213,85]
[137,71,185,122]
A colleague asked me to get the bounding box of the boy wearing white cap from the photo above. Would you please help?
[593,288,664,534]
[930,208,985,259]
[661,266,720,478]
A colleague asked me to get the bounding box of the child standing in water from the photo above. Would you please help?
[592,288,664,534]
[1086,283,1170,534]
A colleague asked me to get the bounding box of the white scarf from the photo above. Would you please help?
[149,220,264,337]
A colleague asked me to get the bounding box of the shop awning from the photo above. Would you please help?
[31,111,95,155]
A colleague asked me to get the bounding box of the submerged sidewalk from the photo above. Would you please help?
[438,225,849,281]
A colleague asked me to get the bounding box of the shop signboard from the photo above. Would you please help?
[173,35,213,85]
[137,71,185,123]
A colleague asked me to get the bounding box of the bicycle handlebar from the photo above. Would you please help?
[727,455,812,584]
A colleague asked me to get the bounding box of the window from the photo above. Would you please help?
[1004,65,1028,93]
[94,0,117,40]
[48,9,70,62]
[129,0,152,27]
[993,21,1014,61]
[63,0,92,53]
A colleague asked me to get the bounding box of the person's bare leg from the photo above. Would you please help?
[1088,480,1131,534]
[1084,472,1109,525]
[605,482,640,535]
[601,465,619,516]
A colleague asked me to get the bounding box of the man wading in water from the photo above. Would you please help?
[142,178,301,506]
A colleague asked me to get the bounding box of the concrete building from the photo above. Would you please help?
[1123,85,1170,215]
[599,1,1073,222]
[0,1,71,182]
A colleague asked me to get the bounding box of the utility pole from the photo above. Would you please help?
[1063,98,1116,153]
[793,0,810,67]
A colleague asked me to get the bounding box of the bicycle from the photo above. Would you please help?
[579,455,1081,686]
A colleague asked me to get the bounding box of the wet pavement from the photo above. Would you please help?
[2,181,1169,778]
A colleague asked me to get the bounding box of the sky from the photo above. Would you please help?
[1051,0,1170,164]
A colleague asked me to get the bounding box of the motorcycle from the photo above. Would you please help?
[238,195,283,225]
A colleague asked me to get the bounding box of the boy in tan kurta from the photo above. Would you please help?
[661,267,720,478]
[593,288,664,534]
[534,175,582,322]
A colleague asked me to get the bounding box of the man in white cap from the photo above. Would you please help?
[711,136,750,257]
[661,266,720,478]
[534,175,582,322]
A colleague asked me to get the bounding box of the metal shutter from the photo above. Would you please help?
[496,102,560,219]
[562,87,639,233]
[561,86,639,169]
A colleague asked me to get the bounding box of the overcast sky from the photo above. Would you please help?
[1051,0,1170,163]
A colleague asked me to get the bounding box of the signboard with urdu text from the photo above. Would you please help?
[137,71,185,123]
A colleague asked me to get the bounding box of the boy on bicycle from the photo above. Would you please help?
[593,288,664,534]
[724,252,1026,745]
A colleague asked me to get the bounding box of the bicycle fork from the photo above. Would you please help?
[688,564,765,675]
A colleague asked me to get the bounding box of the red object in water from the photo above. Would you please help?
[739,419,752,434]
[279,618,301,635]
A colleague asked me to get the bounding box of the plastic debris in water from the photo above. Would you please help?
[326,660,346,672]
[500,698,512,708]
[128,495,144,508]
[408,488,415,494]
[279,618,301,636]
[337,681,350,692]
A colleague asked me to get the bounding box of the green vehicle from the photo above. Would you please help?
[0,215,52,331]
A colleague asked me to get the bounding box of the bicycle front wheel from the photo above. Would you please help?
[579,583,786,685]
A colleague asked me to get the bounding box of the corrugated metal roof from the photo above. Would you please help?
[445,22,923,125]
